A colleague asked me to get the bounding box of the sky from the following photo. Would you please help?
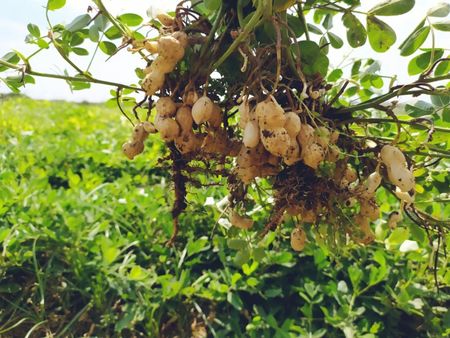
[0,0,447,102]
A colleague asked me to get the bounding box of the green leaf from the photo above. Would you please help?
[0,52,20,72]
[227,239,247,250]
[369,0,415,16]
[367,16,396,52]
[72,47,89,56]
[204,0,221,11]
[405,100,434,117]
[37,38,50,49]
[287,14,305,37]
[70,32,85,47]
[102,245,120,265]
[47,0,66,11]
[271,251,294,265]
[427,2,450,17]
[386,227,409,247]
[187,236,209,256]
[234,249,250,266]
[104,26,122,40]
[1,79,19,93]
[227,292,243,310]
[348,265,362,290]
[118,13,143,26]
[435,56,450,76]
[252,247,266,262]
[94,14,109,31]
[327,32,344,48]
[327,68,343,82]
[351,59,362,76]
[398,19,425,49]
[66,14,91,32]
[99,41,117,55]
[297,40,330,77]
[408,223,426,244]
[128,266,147,281]
[319,36,329,55]
[323,14,333,30]
[274,0,296,12]
[307,23,323,35]
[399,26,430,56]
[407,49,444,75]
[370,75,384,88]
[132,31,146,41]
[27,23,41,38]
[433,20,450,31]
[89,26,100,42]
[342,12,367,48]
[431,93,450,107]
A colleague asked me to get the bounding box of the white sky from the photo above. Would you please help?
[0,0,447,102]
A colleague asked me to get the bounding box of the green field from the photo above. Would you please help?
[0,96,449,337]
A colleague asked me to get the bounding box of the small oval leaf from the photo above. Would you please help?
[99,41,117,55]
[327,31,344,49]
[433,20,450,31]
[47,0,66,11]
[204,0,222,11]
[342,12,367,48]
[66,14,91,32]
[104,26,122,40]
[367,16,397,53]
[369,0,415,16]
[427,2,450,17]
[118,13,143,26]
[27,23,41,38]
[398,19,425,49]
[407,49,444,75]
[434,56,450,76]
[400,26,430,56]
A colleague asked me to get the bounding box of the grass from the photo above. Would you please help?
[0,95,449,337]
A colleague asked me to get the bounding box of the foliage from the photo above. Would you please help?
[0,95,449,337]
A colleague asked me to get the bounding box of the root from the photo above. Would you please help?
[166,142,188,246]
[260,202,286,237]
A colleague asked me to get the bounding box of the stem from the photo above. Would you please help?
[339,118,450,133]
[45,8,91,78]
[86,32,105,73]
[0,59,143,92]
[353,135,450,157]
[199,2,224,69]
[237,0,245,27]
[297,2,310,41]
[425,17,436,74]
[93,0,131,37]
[27,48,45,61]
[212,0,266,71]
[333,74,450,114]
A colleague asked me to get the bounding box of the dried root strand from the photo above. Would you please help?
[166,142,188,246]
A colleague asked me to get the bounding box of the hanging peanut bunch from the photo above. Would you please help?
[111,0,450,252]
[112,0,450,251]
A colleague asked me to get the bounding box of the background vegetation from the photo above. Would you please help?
[0,95,448,337]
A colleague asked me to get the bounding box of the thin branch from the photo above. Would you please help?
[0,59,143,92]
[338,117,450,134]
[332,74,450,114]
[212,0,266,70]
[45,9,90,78]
